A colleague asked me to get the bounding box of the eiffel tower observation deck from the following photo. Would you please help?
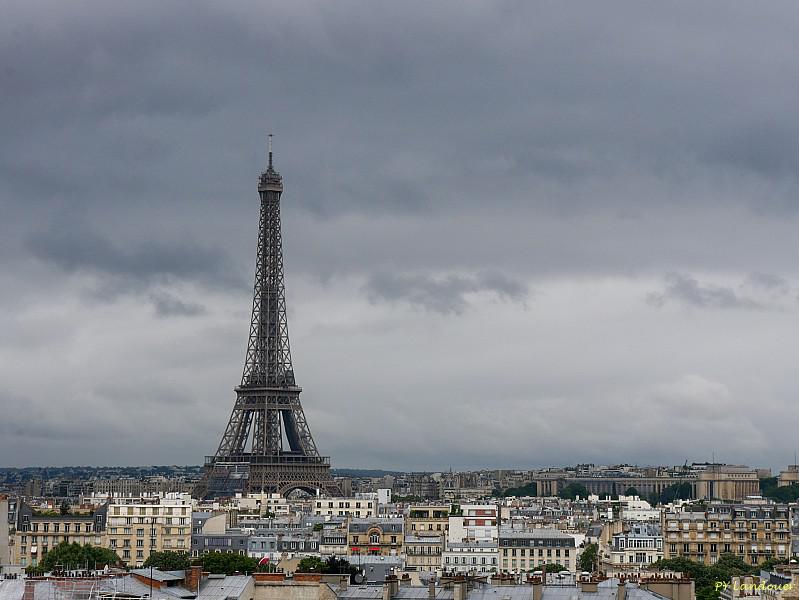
[194,137,339,499]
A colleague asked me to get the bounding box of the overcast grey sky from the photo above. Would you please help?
[2,1,799,471]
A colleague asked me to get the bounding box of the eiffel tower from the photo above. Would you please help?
[194,138,339,499]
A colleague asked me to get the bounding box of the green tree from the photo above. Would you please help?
[321,556,358,575]
[59,500,71,516]
[295,556,357,575]
[143,551,191,571]
[763,484,799,503]
[542,563,568,573]
[28,542,120,574]
[653,553,782,600]
[759,477,778,492]
[497,482,538,497]
[624,487,640,497]
[558,484,589,500]
[658,482,693,504]
[197,552,259,575]
[312,523,324,531]
[296,556,326,573]
[578,543,598,573]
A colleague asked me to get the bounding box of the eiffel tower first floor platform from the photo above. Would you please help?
[193,453,341,499]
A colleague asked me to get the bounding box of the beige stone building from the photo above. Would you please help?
[0,495,11,570]
[407,505,449,537]
[778,465,799,487]
[314,498,376,519]
[404,535,443,570]
[662,501,791,566]
[347,518,403,556]
[105,493,192,567]
[319,522,348,557]
[601,522,663,572]
[13,501,108,569]
[695,466,760,500]
[534,465,760,501]
[499,527,576,573]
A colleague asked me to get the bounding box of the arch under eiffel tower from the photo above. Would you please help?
[194,138,340,499]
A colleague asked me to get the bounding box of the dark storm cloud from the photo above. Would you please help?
[705,124,799,178]
[0,393,121,442]
[365,271,528,314]
[647,273,762,310]
[27,225,244,291]
[149,292,207,318]
[3,0,799,468]
[746,272,789,292]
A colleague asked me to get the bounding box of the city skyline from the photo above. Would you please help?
[3,1,799,470]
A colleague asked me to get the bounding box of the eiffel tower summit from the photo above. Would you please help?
[194,137,340,499]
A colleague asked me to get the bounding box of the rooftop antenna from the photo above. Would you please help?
[268,134,274,169]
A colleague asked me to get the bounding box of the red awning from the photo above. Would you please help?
[369,547,380,551]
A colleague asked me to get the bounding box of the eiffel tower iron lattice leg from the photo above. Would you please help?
[194,139,339,499]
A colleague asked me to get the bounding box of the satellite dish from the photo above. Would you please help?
[354,574,365,584]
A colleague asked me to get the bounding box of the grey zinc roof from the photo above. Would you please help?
[338,587,454,600]
[467,586,535,600]
[0,576,186,600]
[197,575,252,600]
[469,582,666,600]
[0,580,25,600]
[131,568,186,582]
[339,582,666,600]
[337,586,383,599]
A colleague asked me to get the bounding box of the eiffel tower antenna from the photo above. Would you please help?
[268,133,273,169]
[194,139,339,499]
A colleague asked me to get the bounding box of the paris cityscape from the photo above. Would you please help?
[2,3,799,600]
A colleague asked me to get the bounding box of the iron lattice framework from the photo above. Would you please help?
[195,140,339,499]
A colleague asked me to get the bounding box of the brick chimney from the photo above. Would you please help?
[23,580,36,600]
[384,575,399,600]
[531,578,543,600]
[453,578,468,600]
[429,581,437,600]
[185,566,203,594]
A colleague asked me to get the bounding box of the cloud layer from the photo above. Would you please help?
[2,0,799,470]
